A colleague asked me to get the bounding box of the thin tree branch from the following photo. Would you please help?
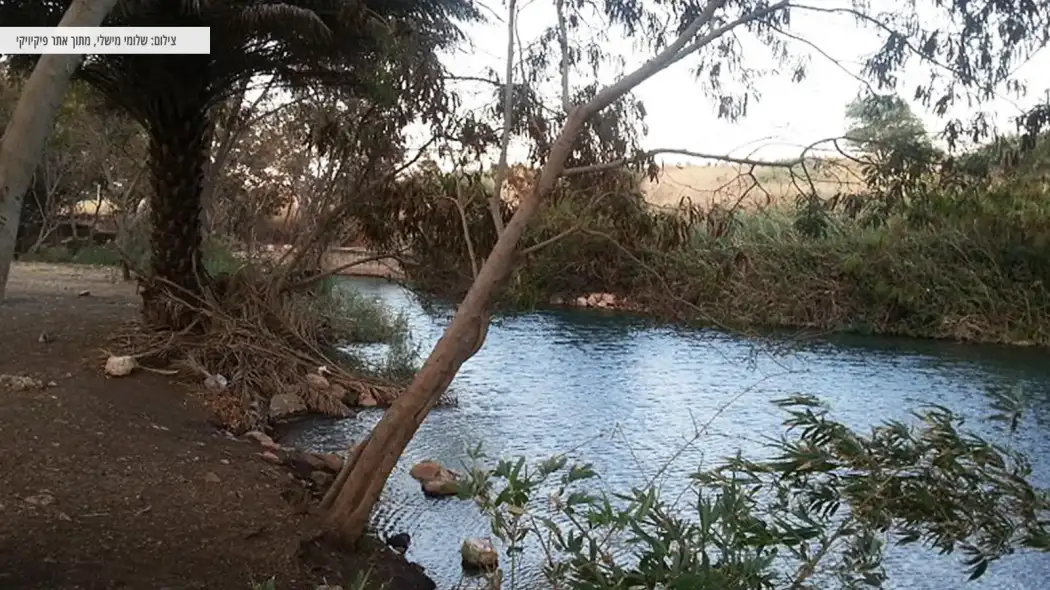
[489,0,518,236]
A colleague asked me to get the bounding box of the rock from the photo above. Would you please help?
[305,372,330,390]
[259,451,282,464]
[422,476,460,497]
[318,453,343,472]
[268,393,307,419]
[203,373,228,392]
[78,290,91,297]
[0,374,44,391]
[410,460,460,497]
[38,331,52,344]
[461,537,498,570]
[104,355,137,377]
[574,296,588,307]
[386,532,411,553]
[203,471,221,483]
[244,430,277,448]
[601,293,616,306]
[23,493,56,507]
[358,391,378,407]
[549,295,564,305]
[409,460,444,481]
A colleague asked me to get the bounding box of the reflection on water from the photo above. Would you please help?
[283,277,1050,589]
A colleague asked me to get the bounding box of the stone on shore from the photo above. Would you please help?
[461,537,498,570]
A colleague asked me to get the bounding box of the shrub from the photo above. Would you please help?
[460,392,1049,590]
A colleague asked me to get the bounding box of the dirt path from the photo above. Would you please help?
[0,263,432,590]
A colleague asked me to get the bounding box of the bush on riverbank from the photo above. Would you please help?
[459,392,1050,589]
[361,137,1050,346]
[117,257,419,431]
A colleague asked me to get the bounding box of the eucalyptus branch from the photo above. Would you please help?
[445,183,480,278]
[489,0,518,236]
[556,0,571,113]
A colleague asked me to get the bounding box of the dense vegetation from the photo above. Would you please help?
[361,96,1050,346]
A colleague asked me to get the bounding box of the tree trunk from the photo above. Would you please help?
[324,0,744,543]
[0,0,120,302]
[324,115,586,545]
[139,57,214,328]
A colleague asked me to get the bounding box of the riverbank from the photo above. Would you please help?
[0,263,432,590]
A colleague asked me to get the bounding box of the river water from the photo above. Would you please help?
[283,277,1050,589]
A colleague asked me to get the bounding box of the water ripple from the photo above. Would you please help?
[282,277,1050,589]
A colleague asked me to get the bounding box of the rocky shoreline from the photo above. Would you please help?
[237,429,501,579]
[550,291,640,311]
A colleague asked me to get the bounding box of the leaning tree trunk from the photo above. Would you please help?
[0,0,120,302]
[139,57,214,328]
[324,0,737,542]
[324,116,585,544]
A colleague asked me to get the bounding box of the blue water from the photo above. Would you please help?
[283,277,1050,589]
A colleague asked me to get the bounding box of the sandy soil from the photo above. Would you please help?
[0,262,431,590]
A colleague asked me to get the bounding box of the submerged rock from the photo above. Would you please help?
[387,531,411,554]
[461,537,498,570]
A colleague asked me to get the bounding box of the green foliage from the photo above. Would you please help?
[845,93,931,151]
[461,396,1050,590]
[324,281,420,379]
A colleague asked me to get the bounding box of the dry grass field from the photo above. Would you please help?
[640,160,868,209]
[65,159,870,242]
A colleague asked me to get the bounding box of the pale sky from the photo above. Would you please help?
[427,0,1050,167]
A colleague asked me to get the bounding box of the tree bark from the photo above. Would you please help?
[139,57,214,328]
[0,0,120,302]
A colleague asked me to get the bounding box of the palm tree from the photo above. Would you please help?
[0,0,479,324]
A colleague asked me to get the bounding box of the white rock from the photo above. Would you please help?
[204,373,228,391]
[574,296,588,307]
[104,355,138,377]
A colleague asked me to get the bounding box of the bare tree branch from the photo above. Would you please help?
[556,0,571,113]
[489,0,518,236]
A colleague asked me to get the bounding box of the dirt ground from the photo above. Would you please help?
[0,262,433,590]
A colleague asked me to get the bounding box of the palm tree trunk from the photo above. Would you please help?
[139,58,214,327]
[0,0,120,302]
